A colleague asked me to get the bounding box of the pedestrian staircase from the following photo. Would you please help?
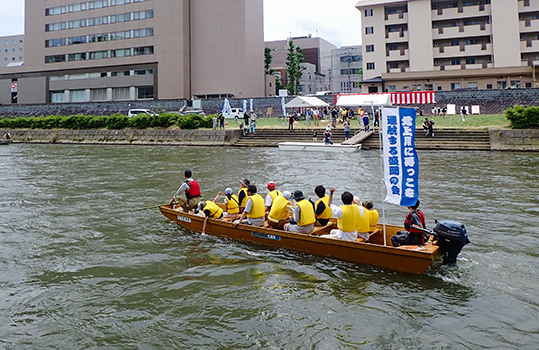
[232,128,492,151]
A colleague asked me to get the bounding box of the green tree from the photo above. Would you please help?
[264,47,275,75]
[285,39,306,95]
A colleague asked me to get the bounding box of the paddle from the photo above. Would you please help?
[136,203,172,211]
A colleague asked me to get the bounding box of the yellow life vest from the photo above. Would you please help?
[358,206,370,233]
[337,205,360,232]
[268,190,282,203]
[238,188,248,208]
[226,194,240,214]
[269,195,291,221]
[246,194,265,218]
[204,201,223,218]
[368,208,379,231]
[296,199,316,226]
[315,195,332,219]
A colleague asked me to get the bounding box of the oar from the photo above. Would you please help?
[136,203,172,210]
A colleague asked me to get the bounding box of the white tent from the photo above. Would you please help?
[285,96,330,108]
[335,93,392,107]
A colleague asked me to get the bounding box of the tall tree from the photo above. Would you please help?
[285,39,306,95]
[264,47,274,75]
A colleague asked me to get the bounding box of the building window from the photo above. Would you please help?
[137,86,154,99]
[526,82,532,88]
[412,84,421,91]
[497,81,507,89]
[91,88,108,101]
[466,58,476,64]
[387,85,396,92]
[51,91,65,103]
[365,9,374,17]
[486,84,493,90]
[437,85,443,91]
[451,59,461,65]
[366,27,374,35]
[510,80,521,88]
[366,45,374,52]
[468,82,478,89]
[113,87,130,100]
[424,83,434,90]
[451,83,461,90]
[366,62,375,70]
[71,89,87,102]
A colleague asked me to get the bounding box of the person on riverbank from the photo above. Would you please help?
[363,113,370,132]
[314,185,332,227]
[219,113,225,130]
[267,191,293,229]
[288,114,294,131]
[320,188,361,242]
[324,129,333,145]
[212,115,218,130]
[391,200,427,247]
[283,190,315,234]
[235,184,265,227]
[237,178,250,210]
[199,192,224,234]
[461,106,467,122]
[223,187,241,219]
[171,169,202,212]
[249,119,256,137]
[344,121,351,140]
[374,110,380,128]
[312,129,318,141]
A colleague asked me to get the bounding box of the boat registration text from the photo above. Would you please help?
[252,231,281,241]
[176,215,192,223]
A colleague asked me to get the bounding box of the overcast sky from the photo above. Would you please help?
[0,0,362,47]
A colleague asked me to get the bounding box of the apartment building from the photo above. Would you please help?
[356,0,538,93]
[0,35,25,68]
[330,46,363,94]
[0,0,264,105]
[265,36,336,95]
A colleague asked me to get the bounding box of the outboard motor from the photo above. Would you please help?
[433,219,470,265]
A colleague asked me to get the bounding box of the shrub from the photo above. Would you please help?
[506,105,539,129]
[129,114,152,129]
[176,114,209,129]
[105,114,129,129]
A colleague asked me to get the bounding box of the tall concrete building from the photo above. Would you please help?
[356,0,538,93]
[0,0,264,105]
[330,45,363,94]
[0,35,25,68]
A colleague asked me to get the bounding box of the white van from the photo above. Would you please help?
[128,109,158,118]
[223,108,244,119]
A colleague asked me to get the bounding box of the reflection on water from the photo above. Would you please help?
[0,144,538,349]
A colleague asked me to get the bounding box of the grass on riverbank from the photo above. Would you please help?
[227,113,510,130]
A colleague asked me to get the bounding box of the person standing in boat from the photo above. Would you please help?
[171,170,202,212]
[223,187,241,220]
[235,184,265,227]
[283,191,315,234]
[265,181,282,214]
[267,191,293,229]
[314,185,332,227]
[237,178,251,211]
[320,188,361,242]
[391,200,427,247]
[199,192,224,234]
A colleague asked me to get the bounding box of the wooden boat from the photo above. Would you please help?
[278,142,361,152]
[159,204,441,274]
[0,139,12,145]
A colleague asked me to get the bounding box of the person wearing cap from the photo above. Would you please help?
[267,191,293,229]
[235,184,265,227]
[320,188,361,242]
[314,185,333,226]
[363,200,379,232]
[223,187,241,219]
[265,181,282,214]
[391,200,427,247]
[199,192,224,234]
[283,191,316,234]
[237,178,251,210]
[171,169,202,212]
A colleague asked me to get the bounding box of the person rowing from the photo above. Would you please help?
[235,184,265,227]
[199,192,224,234]
[171,169,201,212]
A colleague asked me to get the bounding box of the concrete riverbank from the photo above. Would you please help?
[2,128,539,151]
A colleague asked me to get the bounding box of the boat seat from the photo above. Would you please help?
[311,223,334,236]
[355,228,381,243]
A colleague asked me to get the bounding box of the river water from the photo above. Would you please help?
[0,144,538,349]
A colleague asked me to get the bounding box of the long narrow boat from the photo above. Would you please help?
[278,142,361,152]
[0,139,11,145]
[159,204,441,274]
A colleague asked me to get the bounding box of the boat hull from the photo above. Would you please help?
[160,205,440,274]
[278,142,361,152]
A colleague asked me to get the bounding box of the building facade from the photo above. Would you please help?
[330,45,363,94]
[356,0,538,93]
[265,36,336,95]
[0,35,25,68]
[0,0,265,105]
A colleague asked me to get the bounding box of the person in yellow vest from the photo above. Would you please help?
[314,185,333,226]
[320,188,362,242]
[199,192,224,234]
[265,181,282,214]
[283,191,315,234]
[267,191,293,229]
[235,185,265,227]
[223,187,241,219]
[363,199,379,233]
[237,178,251,211]
[352,196,372,242]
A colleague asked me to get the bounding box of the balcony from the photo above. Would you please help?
[519,0,539,13]
[431,4,491,20]
[385,12,408,25]
[388,67,410,73]
[433,62,493,71]
[433,43,492,58]
[521,39,539,53]
[433,23,491,39]
[520,18,539,33]
[386,31,409,42]
[386,48,409,61]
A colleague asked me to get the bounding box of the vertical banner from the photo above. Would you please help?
[281,97,286,117]
[249,99,253,113]
[242,100,247,114]
[221,98,232,115]
[382,107,419,207]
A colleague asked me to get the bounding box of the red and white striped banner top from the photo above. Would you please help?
[391,91,436,105]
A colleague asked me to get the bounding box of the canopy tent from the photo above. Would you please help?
[335,93,392,107]
[285,96,330,108]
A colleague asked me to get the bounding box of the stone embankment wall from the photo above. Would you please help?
[489,129,539,151]
[6,129,241,146]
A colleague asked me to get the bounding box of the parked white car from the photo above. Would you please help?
[223,108,244,119]
[128,109,158,118]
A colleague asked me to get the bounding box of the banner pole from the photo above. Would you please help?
[378,104,387,247]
